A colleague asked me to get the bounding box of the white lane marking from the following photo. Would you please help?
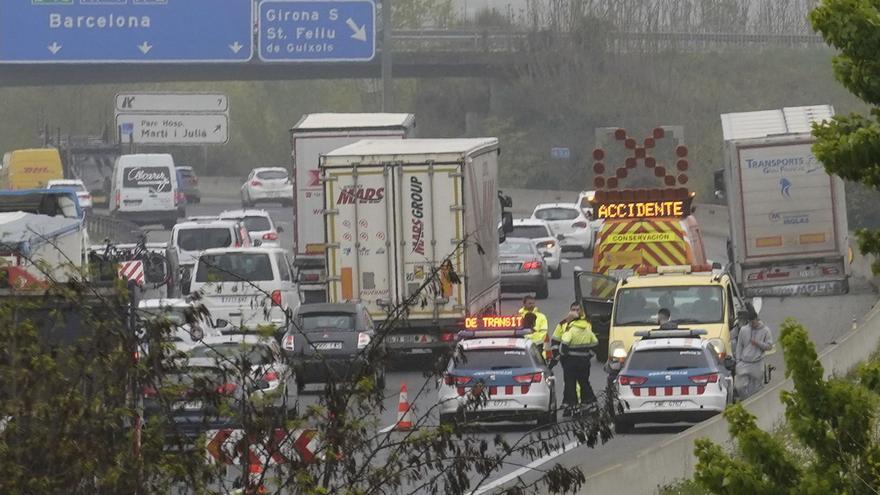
[471,440,579,494]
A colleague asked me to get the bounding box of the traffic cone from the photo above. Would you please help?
[395,383,414,431]
[248,463,268,495]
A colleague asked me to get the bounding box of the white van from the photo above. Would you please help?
[189,247,299,331]
[110,154,179,229]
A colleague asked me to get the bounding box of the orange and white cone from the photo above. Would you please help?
[395,383,414,431]
[248,462,268,495]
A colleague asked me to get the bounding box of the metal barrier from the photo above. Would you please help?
[86,213,143,244]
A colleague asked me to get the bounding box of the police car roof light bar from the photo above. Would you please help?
[634,329,707,339]
[456,329,532,341]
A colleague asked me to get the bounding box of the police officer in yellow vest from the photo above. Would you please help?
[519,294,548,346]
[547,302,581,367]
[560,310,599,415]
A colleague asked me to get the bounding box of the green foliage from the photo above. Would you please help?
[811,0,880,272]
[693,318,880,494]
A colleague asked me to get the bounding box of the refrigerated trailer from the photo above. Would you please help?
[290,113,416,304]
[320,138,502,355]
[720,105,850,297]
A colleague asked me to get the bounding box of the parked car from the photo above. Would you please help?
[176,166,201,203]
[241,167,293,208]
[531,202,594,257]
[281,303,383,393]
[613,328,734,433]
[189,247,299,331]
[47,179,92,212]
[506,219,562,279]
[499,238,549,299]
[438,328,556,426]
[219,209,282,247]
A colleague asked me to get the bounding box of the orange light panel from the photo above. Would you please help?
[464,315,523,330]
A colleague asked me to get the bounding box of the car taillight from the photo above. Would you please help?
[263,371,279,382]
[444,374,471,386]
[271,290,282,306]
[618,375,648,386]
[440,332,456,342]
[522,261,542,271]
[572,221,588,228]
[357,332,371,349]
[262,232,278,241]
[251,180,262,187]
[513,372,543,384]
[283,335,295,351]
[114,191,121,209]
[143,386,158,398]
[689,373,719,384]
[216,383,237,395]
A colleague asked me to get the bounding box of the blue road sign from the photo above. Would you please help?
[259,0,376,62]
[0,0,253,63]
[551,147,571,159]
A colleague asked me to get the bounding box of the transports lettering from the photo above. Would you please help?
[49,13,151,29]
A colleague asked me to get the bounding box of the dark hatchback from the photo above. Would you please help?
[282,303,385,392]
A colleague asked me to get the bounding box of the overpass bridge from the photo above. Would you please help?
[0,29,825,87]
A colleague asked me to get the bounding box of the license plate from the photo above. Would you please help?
[176,401,203,411]
[487,400,509,408]
[650,400,684,408]
[388,334,435,344]
[312,342,342,350]
[220,296,250,303]
[799,270,818,278]
[501,263,520,273]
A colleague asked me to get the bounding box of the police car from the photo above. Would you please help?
[438,316,556,426]
[613,328,734,433]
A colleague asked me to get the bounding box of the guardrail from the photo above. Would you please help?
[86,213,142,245]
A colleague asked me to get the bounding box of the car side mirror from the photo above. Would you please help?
[276,226,284,233]
[541,251,551,258]
[501,212,514,234]
[724,355,736,371]
[214,319,229,329]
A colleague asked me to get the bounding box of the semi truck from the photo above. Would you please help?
[719,105,850,297]
[289,113,416,304]
[320,138,506,355]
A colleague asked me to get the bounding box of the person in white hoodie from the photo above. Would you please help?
[734,303,774,400]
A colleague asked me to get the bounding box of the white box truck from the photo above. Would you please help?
[320,138,503,354]
[290,113,416,303]
[720,105,850,297]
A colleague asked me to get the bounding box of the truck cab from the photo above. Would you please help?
[575,265,749,365]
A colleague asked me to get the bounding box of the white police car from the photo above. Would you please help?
[438,320,556,427]
[613,329,734,433]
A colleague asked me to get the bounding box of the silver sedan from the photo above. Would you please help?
[499,238,550,299]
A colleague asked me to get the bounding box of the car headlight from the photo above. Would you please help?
[707,338,725,358]
[610,341,627,361]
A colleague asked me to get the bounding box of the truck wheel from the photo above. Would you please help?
[551,265,562,279]
[536,284,549,300]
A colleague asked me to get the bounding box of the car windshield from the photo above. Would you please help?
[626,348,710,371]
[177,228,232,251]
[614,286,724,325]
[139,306,187,325]
[534,208,579,221]
[509,225,551,239]
[195,253,274,282]
[452,348,533,370]
[189,343,274,365]
[242,216,272,232]
[299,313,356,331]
[256,170,288,181]
[500,241,535,255]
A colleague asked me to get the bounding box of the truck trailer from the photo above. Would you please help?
[290,113,416,304]
[720,105,850,297]
[320,138,503,355]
